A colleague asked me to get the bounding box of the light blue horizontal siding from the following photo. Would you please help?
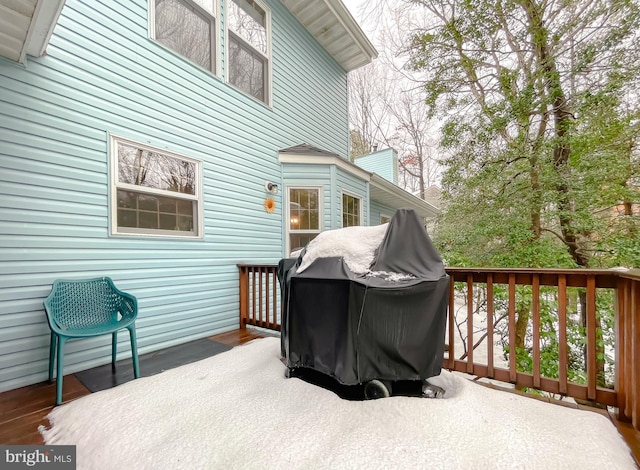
[354,149,398,184]
[0,0,351,391]
[335,168,369,227]
[370,200,397,225]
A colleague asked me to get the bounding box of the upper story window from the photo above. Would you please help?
[110,136,203,238]
[288,187,321,254]
[152,0,217,73]
[227,0,271,104]
[342,193,361,227]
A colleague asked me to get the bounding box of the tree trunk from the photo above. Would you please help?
[520,0,604,384]
[515,306,530,353]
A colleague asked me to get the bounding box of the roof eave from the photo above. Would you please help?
[0,0,66,63]
[281,0,378,72]
[22,0,67,61]
[370,174,440,219]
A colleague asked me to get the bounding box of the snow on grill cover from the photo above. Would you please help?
[277,208,449,387]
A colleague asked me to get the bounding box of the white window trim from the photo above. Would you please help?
[341,190,363,228]
[109,134,204,239]
[286,185,323,256]
[224,0,273,106]
[149,0,220,78]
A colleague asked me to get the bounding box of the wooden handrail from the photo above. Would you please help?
[238,264,640,431]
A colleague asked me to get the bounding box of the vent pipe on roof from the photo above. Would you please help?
[372,144,378,152]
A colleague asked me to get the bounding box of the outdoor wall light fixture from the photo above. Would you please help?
[265,181,279,194]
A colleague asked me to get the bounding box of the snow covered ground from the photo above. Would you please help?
[41,337,636,469]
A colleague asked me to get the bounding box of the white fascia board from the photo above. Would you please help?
[326,0,378,66]
[21,0,66,61]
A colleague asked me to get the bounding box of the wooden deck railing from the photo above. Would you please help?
[238,264,281,331]
[238,264,640,430]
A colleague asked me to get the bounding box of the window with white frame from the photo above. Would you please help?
[111,137,202,237]
[227,0,270,103]
[288,187,321,253]
[342,193,361,227]
[152,0,217,73]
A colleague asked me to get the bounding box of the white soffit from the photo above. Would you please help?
[0,0,66,63]
[281,0,378,71]
[370,174,440,219]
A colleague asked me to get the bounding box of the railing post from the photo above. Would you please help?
[239,265,248,330]
[448,275,455,370]
[586,275,597,401]
[466,274,474,374]
[632,278,640,429]
[615,277,628,422]
[508,273,516,383]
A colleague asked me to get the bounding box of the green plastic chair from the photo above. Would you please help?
[43,277,141,405]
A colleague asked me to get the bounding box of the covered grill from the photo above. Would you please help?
[278,208,449,398]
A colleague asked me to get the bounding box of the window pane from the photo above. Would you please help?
[300,209,310,230]
[118,142,196,195]
[159,199,177,214]
[309,209,319,229]
[289,188,319,230]
[289,208,301,230]
[159,213,177,230]
[139,211,158,229]
[177,199,193,215]
[177,215,194,231]
[118,209,137,228]
[342,194,360,227]
[228,0,267,54]
[139,194,158,211]
[229,35,265,101]
[155,0,212,71]
[117,189,194,233]
[290,233,318,252]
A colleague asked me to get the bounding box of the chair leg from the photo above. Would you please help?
[55,337,67,406]
[128,326,140,379]
[112,331,118,369]
[48,332,57,383]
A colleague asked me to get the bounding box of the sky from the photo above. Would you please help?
[342,0,363,15]
[342,0,367,24]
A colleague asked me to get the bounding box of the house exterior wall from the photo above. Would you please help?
[370,200,396,225]
[335,167,369,227]
[354,148,398,185]
[0,0,350,392]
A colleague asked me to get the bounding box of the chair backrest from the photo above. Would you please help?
[44,277,126,330]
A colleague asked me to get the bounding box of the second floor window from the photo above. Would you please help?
[227,0,271,104]
[153,0,217,73]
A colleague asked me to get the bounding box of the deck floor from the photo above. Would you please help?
[0,328,268,445]
[1,328,638,467]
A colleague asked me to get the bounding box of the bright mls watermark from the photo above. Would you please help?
[0,446,75,469]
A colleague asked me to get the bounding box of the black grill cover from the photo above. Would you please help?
[278,208,449,385]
